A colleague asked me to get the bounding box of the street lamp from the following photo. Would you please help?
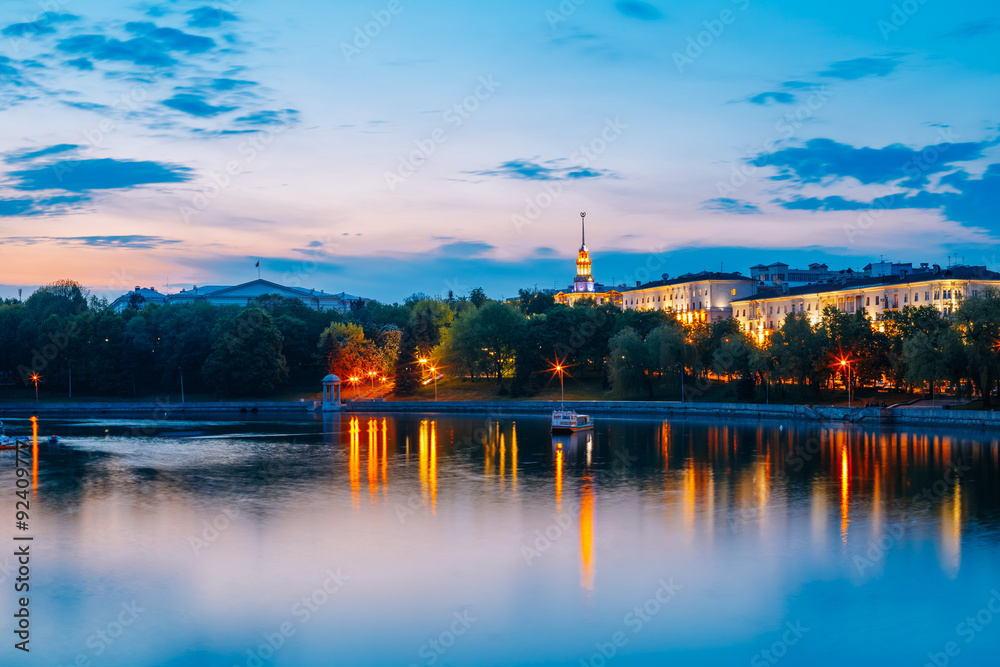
[836,356,854,407]
[429,366,438,401]
[547,357,570,407]
[30,372,40,403]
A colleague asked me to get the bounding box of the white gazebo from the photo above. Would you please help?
[321,374,343,411]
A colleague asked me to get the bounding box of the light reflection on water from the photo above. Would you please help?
[0,414,998,666]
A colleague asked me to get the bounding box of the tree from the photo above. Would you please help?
[472,302,524,383]
[469,287,488,308]
[410,299,453,358]
[769,312,828,396]
[203,308,289,395]
[318,322,380,380]
[954,288,1000,409]
[393,324,420,396]
[607,327,651,397]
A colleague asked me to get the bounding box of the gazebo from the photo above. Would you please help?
[321,374,343,411]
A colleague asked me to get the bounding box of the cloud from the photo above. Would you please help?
[5,144,80,163]
[163,93,236,117]
[235,109,300,126]
[777,164,1000,229]
[58,23,215,68]
[187,6,238,29]
[65,57,94,70]
[3,235,181,248]
[749,137,995,187]
[0,199,36,216]
[2,13,77,39]
[8,158,191,192]
[58,35,177,67]
[0,195,89,217]
[436,241,495,258]
[746,92,795,105]
[702,198,762,215]
[468,158,618,181]
[124,22,216,53]
[614,1,663,21]
[210,78,255,91]
[948,19,1000,39]
[818,56,901,80]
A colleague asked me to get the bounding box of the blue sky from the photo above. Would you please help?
[0,0,998,302]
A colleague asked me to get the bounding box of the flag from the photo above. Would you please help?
[255,261,260,267]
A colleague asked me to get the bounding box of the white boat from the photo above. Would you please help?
[551,409,594,432]
[0,421,17,448]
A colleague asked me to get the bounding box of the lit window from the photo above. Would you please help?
[731,288,736,296]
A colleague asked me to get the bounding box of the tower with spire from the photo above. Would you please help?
[573,212,595,293]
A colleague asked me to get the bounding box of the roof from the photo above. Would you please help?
[731,266,1000,303]
[172,279,360,300]
[623,271,753,292]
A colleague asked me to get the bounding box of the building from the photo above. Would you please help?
[169,279,367,313]
[750,261,849,288]
[110,286,169,313]
[621,271,758,324]
[554,213,624,308]
[733,264,1000,341]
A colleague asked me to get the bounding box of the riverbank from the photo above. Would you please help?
[347,400,1000,430]
[1,398,998,431]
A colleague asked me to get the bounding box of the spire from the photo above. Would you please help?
[580,211,587,248]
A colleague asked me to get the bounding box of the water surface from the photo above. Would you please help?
[1,413,999,666]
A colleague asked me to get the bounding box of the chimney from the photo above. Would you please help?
[135,286,140,292]
[636,280,641,287]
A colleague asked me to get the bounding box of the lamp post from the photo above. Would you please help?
[839,358,853,407]
[31,372,39,403]
[179,366,185,404]
[556,364,565,405]
[429,366,438,401]
[676,362,684,403]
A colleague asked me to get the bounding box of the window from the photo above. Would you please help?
[973,290,979,297]
[903,294,908,303]
[914,293,918,302]
[934,291,940,300]
[807,304,811,311]
[769,306,773,314]
[925,292,929,301]
[875,296,879,305]
[866,296,870,306]
[731,288,737,296]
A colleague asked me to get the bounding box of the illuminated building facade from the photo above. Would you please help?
[554,213,623,308]
[621,271,757,324]
[733,264,1000,340]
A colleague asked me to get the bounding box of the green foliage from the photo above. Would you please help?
[469,287,488,308]
[203,308,289,396]
[607,327,651,397]
[954,288,1000,409]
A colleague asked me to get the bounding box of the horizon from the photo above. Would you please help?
[1,0,998,302]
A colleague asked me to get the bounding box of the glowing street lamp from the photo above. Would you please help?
[30,372,40,402]
[429,366,438,401]
[547,357,570,407]
[833,355,855,408]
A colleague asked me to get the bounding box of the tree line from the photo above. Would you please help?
[3,280,999,407]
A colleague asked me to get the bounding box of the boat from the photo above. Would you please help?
[551,408,594,433]
[0,421,15,447]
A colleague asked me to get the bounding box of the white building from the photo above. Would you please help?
[621,271,757,324]
[733,265,1000,340]
[110,286,169,313]
[169,279,366,313]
